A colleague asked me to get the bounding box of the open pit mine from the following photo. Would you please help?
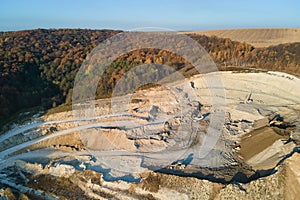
[1,71,300,199]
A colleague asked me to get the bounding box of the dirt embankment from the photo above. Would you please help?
[238,126,289,161]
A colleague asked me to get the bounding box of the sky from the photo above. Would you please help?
[0,0,299,31]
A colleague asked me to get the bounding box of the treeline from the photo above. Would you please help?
[0,29,299,120]
[188,34,300,73]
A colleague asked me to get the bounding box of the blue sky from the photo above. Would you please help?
[0,0,299,31]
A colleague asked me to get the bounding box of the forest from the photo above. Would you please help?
[0,29,299,120]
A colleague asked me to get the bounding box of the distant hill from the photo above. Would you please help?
[183,28,300,47]
[0,29,299,121]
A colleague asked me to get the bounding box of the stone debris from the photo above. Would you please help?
[0,71,300,199]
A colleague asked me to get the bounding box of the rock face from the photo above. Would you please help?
[0,71,300,198]
[1,154,299,199]
[284,153,300,199]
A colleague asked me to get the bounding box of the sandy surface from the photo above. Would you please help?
[1,71,300,199]
[183,28,300,47]
[1,71,299,179]
[238,127,289,161]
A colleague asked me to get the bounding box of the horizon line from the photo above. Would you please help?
[1,26,300,33]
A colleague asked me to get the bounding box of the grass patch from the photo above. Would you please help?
[45,103,72,115]
[131,99,143,104]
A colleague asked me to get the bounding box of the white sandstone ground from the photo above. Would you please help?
[0,71,299,199]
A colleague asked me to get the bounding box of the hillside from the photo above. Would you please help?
[184,28,300,47]
[0,29,121,121]
[0,29,300,121]
[0,29,300,199]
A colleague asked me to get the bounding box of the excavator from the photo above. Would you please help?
[244,92,253,104]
